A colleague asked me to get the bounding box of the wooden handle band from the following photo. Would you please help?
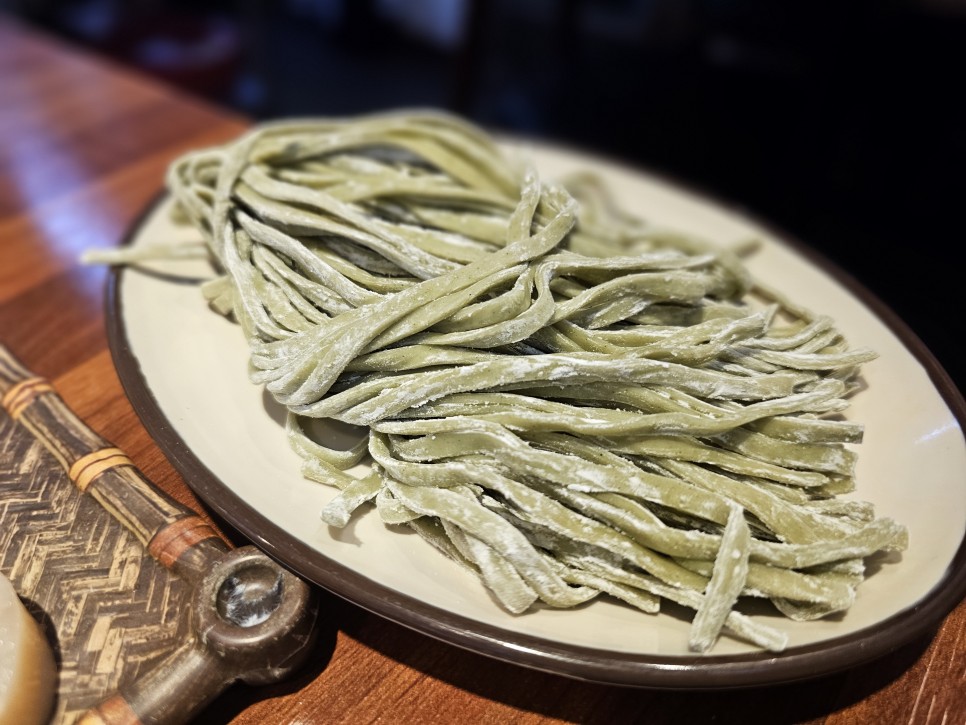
[1,375,54,419]
[69,447,134,493]
[148,515,223,570]
[77,694,142,725]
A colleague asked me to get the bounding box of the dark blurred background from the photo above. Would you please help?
[5,0,966,389]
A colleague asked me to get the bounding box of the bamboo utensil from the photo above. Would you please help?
[1,343,318,725]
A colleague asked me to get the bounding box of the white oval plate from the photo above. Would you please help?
[107,141,966,688]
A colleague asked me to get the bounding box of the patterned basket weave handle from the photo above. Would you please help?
[0,355,228,585]
[0,345,318,725]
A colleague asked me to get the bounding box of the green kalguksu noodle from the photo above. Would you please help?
[96,111,908,654]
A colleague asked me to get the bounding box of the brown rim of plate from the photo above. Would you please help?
[105,167,966,690]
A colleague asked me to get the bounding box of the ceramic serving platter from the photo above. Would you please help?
[106,141,966,688]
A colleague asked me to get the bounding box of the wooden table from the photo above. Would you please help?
[2,15,964,725]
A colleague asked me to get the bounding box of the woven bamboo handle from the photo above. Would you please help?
[0,350,227,584]
[0,345,318,725]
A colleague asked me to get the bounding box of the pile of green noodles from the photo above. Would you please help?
[150,111,906,653]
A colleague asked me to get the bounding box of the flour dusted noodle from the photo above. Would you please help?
[91,111,907,653]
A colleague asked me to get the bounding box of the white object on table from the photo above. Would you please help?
[0,572,56,725]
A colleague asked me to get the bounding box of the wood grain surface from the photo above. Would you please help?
[1,14,963,725]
